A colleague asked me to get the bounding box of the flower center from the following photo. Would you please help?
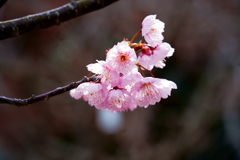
[142,83,153,92]
[120,55,126,62]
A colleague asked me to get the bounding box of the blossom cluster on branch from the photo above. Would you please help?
[70,15,177,112]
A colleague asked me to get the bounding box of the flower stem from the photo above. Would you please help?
[129,30,141,45]
[144,68,155,78]
[139,66,145,77]
[136,62,155,78]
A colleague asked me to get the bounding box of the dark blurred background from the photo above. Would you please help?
[0,0,240,159]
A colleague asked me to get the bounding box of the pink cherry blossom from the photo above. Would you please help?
[86,60,105,74]
[70,14,177,112]
[138,42,174,70]
[105,88,137,112]
[137,45,155,70]
[118,71,143,92]
[71,82,108,108]
[70,88,83,100]
[156,78,177,99]
[152,42,174,68]
[106,41,137,74]
[87,60,120,87]
[142,15,165,47]
[131,77,177,107]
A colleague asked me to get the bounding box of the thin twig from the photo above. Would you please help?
[0,0,118,40]
[0,0,8,9]
[0,75,99,107]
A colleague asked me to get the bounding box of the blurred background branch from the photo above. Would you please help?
[0,0,8,9]
[0,0,118,40]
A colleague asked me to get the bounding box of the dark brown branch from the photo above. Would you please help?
[0,0,118,40]
[0,76,99,107]
[0,0,8,9]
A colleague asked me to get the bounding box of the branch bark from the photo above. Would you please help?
[0,0,118,40]
[0,76,99,107]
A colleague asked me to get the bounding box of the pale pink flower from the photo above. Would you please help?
[87,60,119,87]
[70,88,83,100]
[86,60,105,74]
[106,41,137,74]
[131,77,177,107]
[152,42,174,68]
[118,71,143,92]
[73,82,108,108]
[137,46,155,70]
[70,14,177,112]
[142,15,165,47]
[105,88,137,112]
[138,42,174,70]
[157,78,177,99]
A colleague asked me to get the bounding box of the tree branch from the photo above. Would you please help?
[0,0,118,40]
[0,76,99,107]
[0,0,8,9]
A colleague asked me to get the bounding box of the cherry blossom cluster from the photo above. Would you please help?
[70,15,177,112]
